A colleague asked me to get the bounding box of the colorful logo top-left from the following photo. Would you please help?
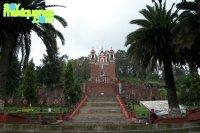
[3,3,54,23]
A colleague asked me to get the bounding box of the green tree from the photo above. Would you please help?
[0,0,67,99]
[73,81,82,103]
[115,50,147,79]
[64,60,82,105]
[176,72,200,106]
[22,59,36,106]
[36,53,68,87]
[5,55,22,96]
[125,0,180,111]
[187,72,200,105]
[174,0,200,72]
[72,57,90,82]
[64,61,75,105]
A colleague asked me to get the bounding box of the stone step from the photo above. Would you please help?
[85,101,119,107]
[80,107,122,114]
[88,98,116,102]
[73,114,127,122]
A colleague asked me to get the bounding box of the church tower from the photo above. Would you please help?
[89,49,96,62]
[89,48,117,83]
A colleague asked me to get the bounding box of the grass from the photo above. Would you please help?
[4,106,69,114]
[133,105,149,118]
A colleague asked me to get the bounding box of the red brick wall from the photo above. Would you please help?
[0,114,28,124]
[90,62,96,82]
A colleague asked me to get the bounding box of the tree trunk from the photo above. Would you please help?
[163,58,179,111]
[0,32,17,101]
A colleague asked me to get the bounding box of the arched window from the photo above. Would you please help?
[100,58,104,62]
[110,54,113,60]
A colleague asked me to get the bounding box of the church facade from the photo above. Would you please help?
[89,48,117,84]
[85,48,118,97]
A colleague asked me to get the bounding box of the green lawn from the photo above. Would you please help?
[4,106,69,114]
[133,105,149,118]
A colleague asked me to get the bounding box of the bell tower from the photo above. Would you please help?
[109,48,115,62]
[90,49,96,62]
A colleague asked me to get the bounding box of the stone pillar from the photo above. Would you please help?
[58,113,63,120]
[82,82,86,94]
[118,82,122,94]
[38,113,42,124]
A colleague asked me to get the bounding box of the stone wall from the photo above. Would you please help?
[120,82,166,103]
[0,121,200,132]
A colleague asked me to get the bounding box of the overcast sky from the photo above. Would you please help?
[30,0,178,66]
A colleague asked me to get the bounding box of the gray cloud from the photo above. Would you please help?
[30,0,177,66]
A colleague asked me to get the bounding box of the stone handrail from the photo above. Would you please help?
[67,95,88,120]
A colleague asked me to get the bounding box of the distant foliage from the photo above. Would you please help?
[115,50,145,79]
[22,59,37,104]
[72,57,90,81]
[187,73,200,105]
[36,54,67,88]
[159,88,167,96]
[177,72,200,105]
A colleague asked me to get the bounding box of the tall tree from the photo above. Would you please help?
[115,50,146,79]
[64,61,75,105]
[5,55,22,96]
[22,59,36,106]
[36,53,68,88]
[0,0,67,100]
[125,0,180,112]
[72,57,90,82]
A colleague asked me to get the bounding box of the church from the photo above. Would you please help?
[89,48,117,83]
[85,48,118,97]
[85,48,165,102]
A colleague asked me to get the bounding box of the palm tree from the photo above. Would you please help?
[174,0,200,73]
[0,0,67,100]
[125,0,180,112]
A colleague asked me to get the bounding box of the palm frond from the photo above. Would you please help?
[176,2,198,11]
[46,5,66,8]
[130,19,151,28]
[55,30,65,45]
[54,15,67,27]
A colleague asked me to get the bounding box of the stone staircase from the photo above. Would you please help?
[1,97,200,132]
[72,97,128,123]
